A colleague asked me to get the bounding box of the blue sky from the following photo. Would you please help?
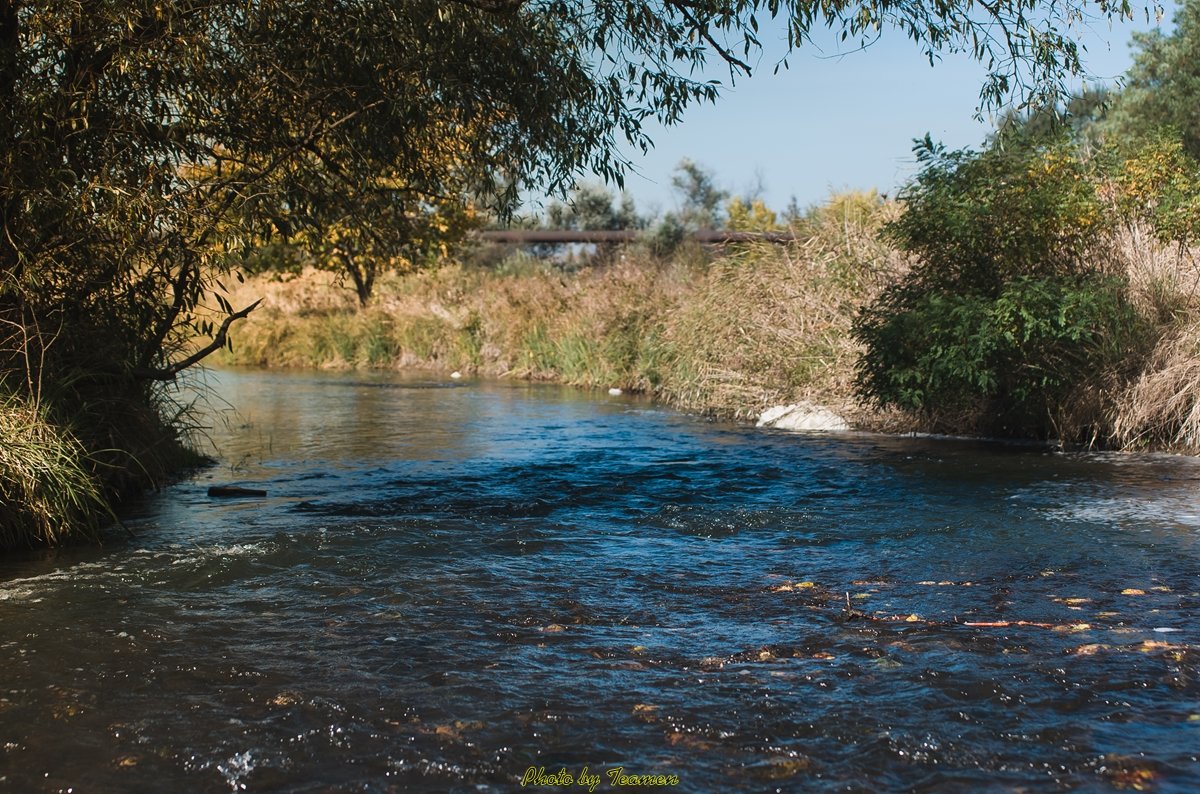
[581,3,1179,216]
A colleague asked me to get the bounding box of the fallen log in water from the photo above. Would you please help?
[207,486,267,498]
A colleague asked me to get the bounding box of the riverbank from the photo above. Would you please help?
[0,378,206,550]
[215,189,1200,455]
[215,194,913,432]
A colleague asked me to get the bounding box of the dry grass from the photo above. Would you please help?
[1112,320,1200,451]
[658,197,906,422]
[1104,222,1200,451]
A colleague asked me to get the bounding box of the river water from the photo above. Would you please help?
[1,369,1198,792]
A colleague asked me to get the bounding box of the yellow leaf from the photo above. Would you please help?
[1053,623,1092,633]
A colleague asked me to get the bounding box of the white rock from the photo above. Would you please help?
[608,387,623,396]
[450,371,462,379]
[756,402,849,432]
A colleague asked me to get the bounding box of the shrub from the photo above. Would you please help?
[855,274,1144,436]
[1104,133,1200,245]
[854,136,1145,439]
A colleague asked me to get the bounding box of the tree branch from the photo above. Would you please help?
[447,0,525,13]
[137,298,262,380]
[669,2,752,75]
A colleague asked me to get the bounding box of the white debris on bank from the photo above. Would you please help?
[756,402,850,432]
[608,387,623,396]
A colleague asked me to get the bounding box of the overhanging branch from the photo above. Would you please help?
[138,298,262,380]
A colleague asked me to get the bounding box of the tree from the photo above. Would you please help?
[991,86,1111,148]
[547,184,641,231]
[671,159,729,230]
[725,197,781,231]
[0,0,1145,540]
[1103,0,1200,158]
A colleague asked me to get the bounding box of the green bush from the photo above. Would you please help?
[886,135,1103,291]
[854,137,1145,439]
[855,275,1143,435]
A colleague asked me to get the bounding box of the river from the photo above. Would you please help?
[1,368,1198,792]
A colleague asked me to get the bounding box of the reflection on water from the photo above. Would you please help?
[1,368,1199,792]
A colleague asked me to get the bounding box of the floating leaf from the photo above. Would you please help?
[1107,766,1157,790]
[434,724,461,739]
[772,581,816,593]
[666,731,715,750]
[1068,643,1109,655]
[270,692,301,706]
[751,757,814,779]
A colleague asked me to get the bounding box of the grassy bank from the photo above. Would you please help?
[217,194,910,428]
[0,376,205,550]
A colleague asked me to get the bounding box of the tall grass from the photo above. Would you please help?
[1109,226,1200,451]
[0,392,109,547]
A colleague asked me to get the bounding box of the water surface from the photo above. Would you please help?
[1,369,1198,792]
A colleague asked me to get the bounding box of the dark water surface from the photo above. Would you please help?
[2,369,1199,792]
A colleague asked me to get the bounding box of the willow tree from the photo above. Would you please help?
[0,0,1139,536]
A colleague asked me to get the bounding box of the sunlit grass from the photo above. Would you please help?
[0,392,108,547]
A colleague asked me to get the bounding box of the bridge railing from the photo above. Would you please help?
[474,229,797,244]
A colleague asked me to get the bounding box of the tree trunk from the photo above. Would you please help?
[0,1,20,280]
[340,251,375,308]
